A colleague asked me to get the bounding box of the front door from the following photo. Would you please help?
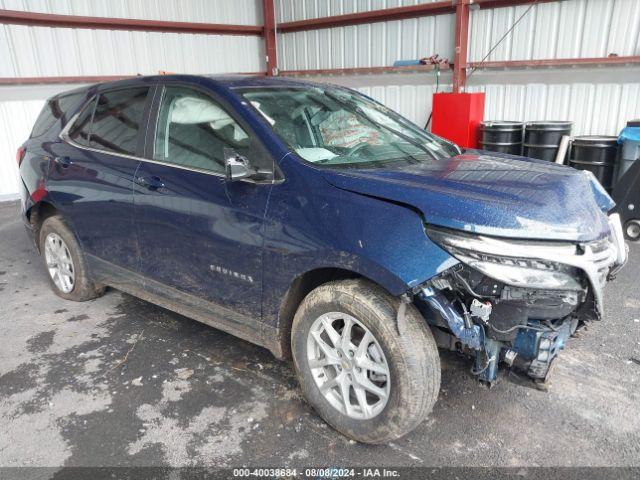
[133,85,273,323]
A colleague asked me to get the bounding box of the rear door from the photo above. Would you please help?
[50,84,154,272]
[133,83,274,322]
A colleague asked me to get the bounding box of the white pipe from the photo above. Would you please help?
[555,135,572,164]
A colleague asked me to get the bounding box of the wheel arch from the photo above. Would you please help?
[272,267,403,360]
[27,200,59,253]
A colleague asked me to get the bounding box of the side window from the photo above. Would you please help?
[90,87,150,155]
[31,92,84,138]
[57,93,86,125]
[67,97,96,147]
[153,86,250,174]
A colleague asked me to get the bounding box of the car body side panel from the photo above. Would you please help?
[19,157,54,255]
[19,148,51,220]
[132,78,279,324]
[133,163,270,321]
[19,86,91,226]
[45,141,141,271]
[86,253,273,349]
[199,82,460,328]
[21,78,156,273]
[260,155,459,328]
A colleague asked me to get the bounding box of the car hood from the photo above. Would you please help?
[321,151,615,242]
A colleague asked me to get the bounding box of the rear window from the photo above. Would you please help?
[30,92,85,138]
[65,87,150,156]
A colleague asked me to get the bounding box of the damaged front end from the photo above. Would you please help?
[413,215,628,385]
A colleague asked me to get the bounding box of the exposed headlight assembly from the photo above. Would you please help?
[426,226,583,291]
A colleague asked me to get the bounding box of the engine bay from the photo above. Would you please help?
[414,263,593,385]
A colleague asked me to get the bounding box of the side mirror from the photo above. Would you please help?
[224,148,255,181]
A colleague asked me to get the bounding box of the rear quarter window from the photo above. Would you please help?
[30,92,85,138]
[67,97,96,147]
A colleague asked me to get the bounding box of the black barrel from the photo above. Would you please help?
[523,121,572,161]
[479,121,523,155]
[569,136,619,192]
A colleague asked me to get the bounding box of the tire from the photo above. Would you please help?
[625,219,640,241]
[291,279,440,443]
[39,215,104,301]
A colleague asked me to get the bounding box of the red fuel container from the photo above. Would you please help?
[431,92,485,148]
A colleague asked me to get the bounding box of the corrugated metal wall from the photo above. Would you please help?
[3,0,640,199]
[0,0,262,24]
[278,0,640,139]
[468,0,640,62]
[276,0,454,70]
[311,68,640,139]
[0,0,264,199]
[467,69,640,137]
[0,26,264,77]
[275,0,640,64]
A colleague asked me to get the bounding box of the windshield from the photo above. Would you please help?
[236,86,460,169]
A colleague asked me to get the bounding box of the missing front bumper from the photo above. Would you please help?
[417,214,627,385]
[416,263,613,384]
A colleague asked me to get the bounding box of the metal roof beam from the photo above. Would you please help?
[0,9,263,36]
[277,2,455,33]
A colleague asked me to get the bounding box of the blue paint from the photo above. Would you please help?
[476,337,501,384]
[322,151,613,242]
[511,319,574,380]
[17,74,616,361]
[393,60,423,66]
[419,287,483,350]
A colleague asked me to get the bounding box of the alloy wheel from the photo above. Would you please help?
[44,232,75,293]
[307,312,391,420]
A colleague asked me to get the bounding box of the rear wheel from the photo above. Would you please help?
[39,216,104,301]
[291,279,440,443]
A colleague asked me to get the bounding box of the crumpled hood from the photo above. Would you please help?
[321,152,615,242]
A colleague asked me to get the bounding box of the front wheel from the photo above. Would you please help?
[291,279,441,443]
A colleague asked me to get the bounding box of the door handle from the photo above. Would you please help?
[53,156,73,168]
[135,175,165,191]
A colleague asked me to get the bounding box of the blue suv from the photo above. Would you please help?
[18,75,627,443]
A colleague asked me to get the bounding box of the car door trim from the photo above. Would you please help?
[85,252,282,357]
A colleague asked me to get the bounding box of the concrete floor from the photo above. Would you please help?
[1,199,639,469]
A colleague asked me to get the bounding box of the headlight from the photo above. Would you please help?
[426,226,583,291]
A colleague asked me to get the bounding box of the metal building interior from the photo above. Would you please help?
[0,0,639,473]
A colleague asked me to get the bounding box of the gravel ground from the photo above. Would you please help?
[0,200,639,470]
